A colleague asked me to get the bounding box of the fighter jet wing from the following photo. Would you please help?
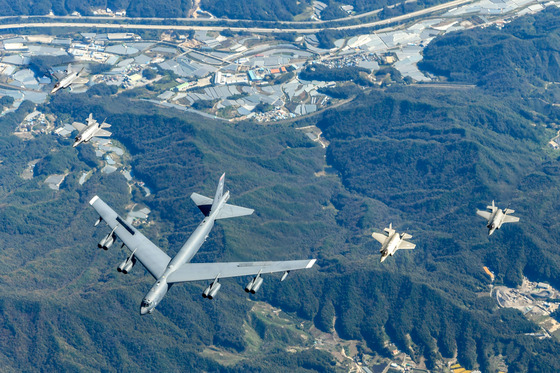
[166,259,316,284]
[93,129,112,137]
[71,121,87,132]
[502,215,520,224]
[372,232,388,244]
[89,196,171,279]
[476,210,492,220]
[398,240,416,250]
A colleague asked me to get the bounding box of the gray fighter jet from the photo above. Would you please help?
[72,113,111,147]
[51,64,83,94]
[89,174,316,315]
[372,223,416,263]
[476,200,520,236]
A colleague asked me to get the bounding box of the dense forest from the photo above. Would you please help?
[0,0,193,18]
[419,7,560,97]
[201,0,309,21]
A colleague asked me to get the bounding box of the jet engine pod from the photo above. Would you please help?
[208,282,221,299]
[122,258,135,274]
[98,235,109,249]
[117,259,127,272]
[203,281,221,299]
[103,234,115,250]
[250,277,263,294]
[117,256,136,274]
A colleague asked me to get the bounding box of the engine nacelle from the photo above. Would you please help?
[117,257,136,274]
[203,282,221,299]
[250,277,263,294]
[103,234,115,250]
[208,282,221,299]
[245,276,263,294]
[98,233,115,250]
[122,259,135,274]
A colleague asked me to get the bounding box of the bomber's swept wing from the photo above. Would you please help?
[372,232,388,244]
[166,259,316,284]
[72,121,87,132]
[89,196,171,278]
[502,215,520,223]
[94,129,112,137]
[398,240,416,250]
[476,210,492,220]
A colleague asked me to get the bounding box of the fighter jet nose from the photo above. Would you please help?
[140,307,149,315]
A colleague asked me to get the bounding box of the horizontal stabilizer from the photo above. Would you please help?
[191,192,213,216]
[401,233,412,240]
[101,122,111,128]
[486,205,498,212]
[215,203,254,219]
[504,208,515,214]
[190,192,254,219]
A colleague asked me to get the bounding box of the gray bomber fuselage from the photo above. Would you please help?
[140,191,229,314]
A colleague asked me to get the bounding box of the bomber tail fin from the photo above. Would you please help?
[211,173,226,212]
[190,173,254,219]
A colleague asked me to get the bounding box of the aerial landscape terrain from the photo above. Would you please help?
[1,0,560,372]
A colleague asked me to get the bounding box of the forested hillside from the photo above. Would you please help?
[419,7,560,97]
[0,0,193,17]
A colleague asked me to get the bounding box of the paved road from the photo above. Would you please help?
[0,0,474,34]
[0,0,452,26]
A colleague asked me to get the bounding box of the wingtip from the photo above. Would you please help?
[306,259,317,268]
[89,195,99,205]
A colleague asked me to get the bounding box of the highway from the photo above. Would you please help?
[0,0,474,34]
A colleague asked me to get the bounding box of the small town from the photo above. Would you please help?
[0,0,556,124]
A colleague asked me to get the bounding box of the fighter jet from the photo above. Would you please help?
[89,174,316,315]
[476,200,520,236]
[372,223,416,263]
[50,64,83,94]
[72,113,111,147]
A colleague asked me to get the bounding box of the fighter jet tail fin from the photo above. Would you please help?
[384,223,395,235]
[487,200,498,212]
[504,208,515,214]
[401,233,412,240]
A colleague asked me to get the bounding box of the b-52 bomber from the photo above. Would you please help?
[50,64,84,94]
[72,113,111,147]
[476,200,520,236]
[89,174,316,315]
[372,223,416,263]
